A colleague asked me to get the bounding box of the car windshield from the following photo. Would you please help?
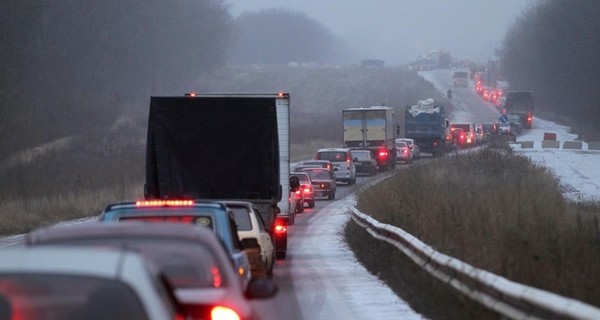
[395,142,407,148]
[0,274,148,320]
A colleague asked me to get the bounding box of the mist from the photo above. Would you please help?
[227,0,534,65]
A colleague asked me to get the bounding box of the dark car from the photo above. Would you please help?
[25,223,277,320]
[98,200,252,289]
[300,167,336,200]
[350,149,378,176]
[452,128,467,148]
[290,172,315,208]
[481,123,498,136]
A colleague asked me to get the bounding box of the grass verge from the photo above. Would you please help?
[346,142,600,316]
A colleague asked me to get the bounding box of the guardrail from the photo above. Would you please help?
[349,205,600,320]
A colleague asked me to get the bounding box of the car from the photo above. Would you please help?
[350,149,378,176]
[0,246,182,320]
[396,138,420,160]
[290,172,315,208]
[294,160,334,171]
[289,174,305,213]
[395,140,412,164]
[300,167,337,200]
[451,128,467,148]
[224,200,276,278]
[481,122,498,136]
[98,200,252,289]
[25,223,277,320]
[450,123,477,146]
[315,148,356,185]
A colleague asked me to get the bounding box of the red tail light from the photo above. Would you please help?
[377,149,388,159]
[211,306,241,320]
[274,224,287,234]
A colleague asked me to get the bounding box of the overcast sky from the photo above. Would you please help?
[226,0,535,66]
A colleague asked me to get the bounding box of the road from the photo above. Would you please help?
[252,169,425,320]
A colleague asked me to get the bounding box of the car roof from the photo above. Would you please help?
[316,147,350,152]
[0,246,147,277]
[26,222,226,247]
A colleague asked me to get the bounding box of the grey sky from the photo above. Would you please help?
[226,0,534,65]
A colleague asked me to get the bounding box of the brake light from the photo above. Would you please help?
[378,149,388,158]
[211,267,222,288]
[184,92,197,97]
[135,200,194,207]
[211,306,241,320]
[274,220,287,234]
[295,190,301,195]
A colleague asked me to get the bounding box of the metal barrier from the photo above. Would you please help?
[349,206,600,320]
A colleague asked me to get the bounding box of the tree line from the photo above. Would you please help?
[501,0,600,137]
[1,2,345,156]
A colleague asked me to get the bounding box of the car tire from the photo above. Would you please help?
[297,201,304,213]
[308,200,315,208]
[276,251,287,260]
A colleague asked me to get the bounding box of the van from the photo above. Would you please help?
[450,123,477,146]
[315,148,356,185]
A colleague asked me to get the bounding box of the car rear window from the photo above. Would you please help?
[303,169,331,180]
[351,151,371,160]
[39,238,226,289]
[290,173,311,184]
[0,275,148,320]
[228,206,252,231]
[317,151,348,162]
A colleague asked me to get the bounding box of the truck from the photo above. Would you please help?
[144,93,293,259]
[404,99,451,157]
[342,106,396,171]
[503,90,534,129]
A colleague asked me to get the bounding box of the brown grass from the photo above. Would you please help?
[349,143,600,310]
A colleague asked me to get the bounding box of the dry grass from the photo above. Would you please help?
[349,143,600,311]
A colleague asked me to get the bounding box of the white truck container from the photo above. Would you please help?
[342,106,397,171]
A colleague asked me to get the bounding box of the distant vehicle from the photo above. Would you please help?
[395,138,420,160]
[290,172,315,208]
[504,90,534,129]
[451,128,467,148]
[481,123,498,136]
[0,247,181,320]
[342,106,397,171]
[404,99,450,157]
[452,71,469,87]
[350,149,378,176]
[300,167,337,200]
[289,175,304,213]
[315,148,356,184]
[450,123,477,146]
[224,200,276,278]
[25,223,277,320]
[98,200,252,287]
[395,140,412,164]
[498,122,517,141]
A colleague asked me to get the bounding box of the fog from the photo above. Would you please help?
[227,0,534,65]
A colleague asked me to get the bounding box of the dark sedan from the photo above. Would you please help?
[300,167,336,200]
[350,149,377,176]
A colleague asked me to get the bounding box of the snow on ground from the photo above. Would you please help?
[512,117,600,202]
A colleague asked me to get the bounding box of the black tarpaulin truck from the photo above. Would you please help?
[144,93,292,259]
